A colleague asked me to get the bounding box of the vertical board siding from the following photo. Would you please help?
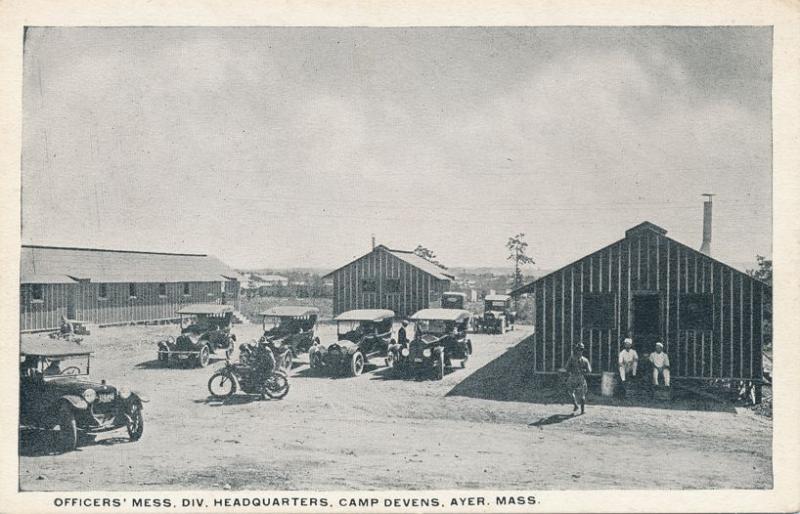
[329,247,449,318]
[525,231,768,380]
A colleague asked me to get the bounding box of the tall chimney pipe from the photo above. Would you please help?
[371,234,376,250]
[700,193,714,255]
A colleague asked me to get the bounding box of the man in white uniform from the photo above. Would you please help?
[618,337,638,382]
[649,341,670,386]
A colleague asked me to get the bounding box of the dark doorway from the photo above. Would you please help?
[632,293,661,353]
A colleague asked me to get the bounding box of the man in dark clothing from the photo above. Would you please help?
[564,343,591,415]
[398,320,410,345]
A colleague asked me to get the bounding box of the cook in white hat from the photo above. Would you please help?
[618,337,638,382]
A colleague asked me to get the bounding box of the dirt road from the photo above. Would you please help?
[19,324,772,490]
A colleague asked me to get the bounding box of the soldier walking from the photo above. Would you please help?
[564,343,591,415]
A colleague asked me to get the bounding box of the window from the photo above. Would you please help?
[98,283,108,300]
[158,283,167,297]
[583,293,614,329]
[31,284,43,302]
[362,278,377,293]
[680,293,713,331]
[183,283,190,296]
[385,278,401,293]
[129,283,137,299]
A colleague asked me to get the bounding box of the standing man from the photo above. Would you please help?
[398,320,409,345]
[564,343,592,415]
[649,342,671,386]
[618,337,639,382]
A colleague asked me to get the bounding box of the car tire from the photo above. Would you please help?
[55,403,77,453]
[385,350,397,369]
[349,352,365,377]
[126,401,144,441]
[435,352,445,381]
[282,351,293,372]
[198,346,210,368]
[263,373,290,400]
[500,319,506,334]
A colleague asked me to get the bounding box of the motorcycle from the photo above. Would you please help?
[239,338,293,374]
[207,346,290,400]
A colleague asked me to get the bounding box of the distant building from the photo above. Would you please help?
[20,245,240,331]
[511,222,770,382]
[323,245,454,318]
[250,274,289,287]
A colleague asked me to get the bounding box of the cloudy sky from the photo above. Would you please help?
[22,27,771,270]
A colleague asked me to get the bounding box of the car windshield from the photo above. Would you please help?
[487,301,507,310]
[182,314,226,332]
[22,354,90,377]
[263,316,295,332]
[415,319,449,335]
[337,320,371,337]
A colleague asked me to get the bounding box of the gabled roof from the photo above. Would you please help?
[20,245,238,284]
[323,245,454,281]
[511,221,770,296]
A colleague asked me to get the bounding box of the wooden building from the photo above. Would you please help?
[324,245,454,318]
[20,245,241,332]
[511,222,770,381]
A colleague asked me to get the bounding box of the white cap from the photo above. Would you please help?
[655,342,664,348]
[623,337,633,345]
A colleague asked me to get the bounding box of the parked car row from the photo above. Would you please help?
[20,293,514,454]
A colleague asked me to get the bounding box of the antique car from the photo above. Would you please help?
[19,341,146,452]
[156,304,237,367]
[474,294,516,334]
[393,309,472,380]
[309,309,395,377]
[441,291,467,310]
[258,306,320,369]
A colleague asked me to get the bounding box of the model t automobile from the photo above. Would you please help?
[474,294,516,334]
[309,309,395,377]
[257,306,320,370]
[20,341,146,452]
[392,309,472,380]
[157,304,237,367]
[441,291,467,310]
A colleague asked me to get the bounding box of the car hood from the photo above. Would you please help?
[43,376,118,396]
[327,339,359,351]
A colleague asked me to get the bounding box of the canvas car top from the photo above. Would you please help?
[20,340,93,357]
[443,291,467,297]
[260,306,320,318]
[484,294,511,302]
[335,309,395,322]
[177,303,234,315]
[411,309,471,322]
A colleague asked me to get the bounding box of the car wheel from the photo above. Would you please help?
[55,403,77,452]
[263,373,290,400]
[208,371,236,399]
[500,319,506,334]
[126,401,144,441]
[198,346,210,368]
[282,351,293,372]
[385,350,396,369]
[349,352,365,377]
[435,353,445,381]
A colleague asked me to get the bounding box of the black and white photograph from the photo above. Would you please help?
[1,1,799,512]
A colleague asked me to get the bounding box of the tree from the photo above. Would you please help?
[507,233,535,290]
[414,245,445,268]
[747,255,772,285]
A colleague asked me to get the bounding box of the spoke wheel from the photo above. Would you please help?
[435,351,445,381]
[126,401,144,441]
[197,346,210,368]
[263,373,290,400]
[208,372,236,399]
[349,352,365,377]
[55,403,77,453]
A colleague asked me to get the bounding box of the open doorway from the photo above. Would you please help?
[632,293,661,354]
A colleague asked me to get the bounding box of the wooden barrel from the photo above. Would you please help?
[601,371,617,397]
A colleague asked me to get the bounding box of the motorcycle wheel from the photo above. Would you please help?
[263,373,290,400]
[208,372,236,399]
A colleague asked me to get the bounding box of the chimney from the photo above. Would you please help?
[371,234,376,250]
[700,193,714,255]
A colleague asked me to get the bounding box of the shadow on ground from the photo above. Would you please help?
[446,336,736,413]
[19,428,131,457]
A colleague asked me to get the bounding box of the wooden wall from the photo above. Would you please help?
[526,228,769,380]
[331,248,450,318]
[20,281,234,331]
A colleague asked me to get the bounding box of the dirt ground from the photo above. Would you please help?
[19,323,772,491]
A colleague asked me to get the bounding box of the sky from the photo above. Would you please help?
[21,27,772,270]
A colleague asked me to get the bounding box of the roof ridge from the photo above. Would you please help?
[23,244,208,257]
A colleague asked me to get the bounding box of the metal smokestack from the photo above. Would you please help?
[371,234,376,250]
[700,193,714,255]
